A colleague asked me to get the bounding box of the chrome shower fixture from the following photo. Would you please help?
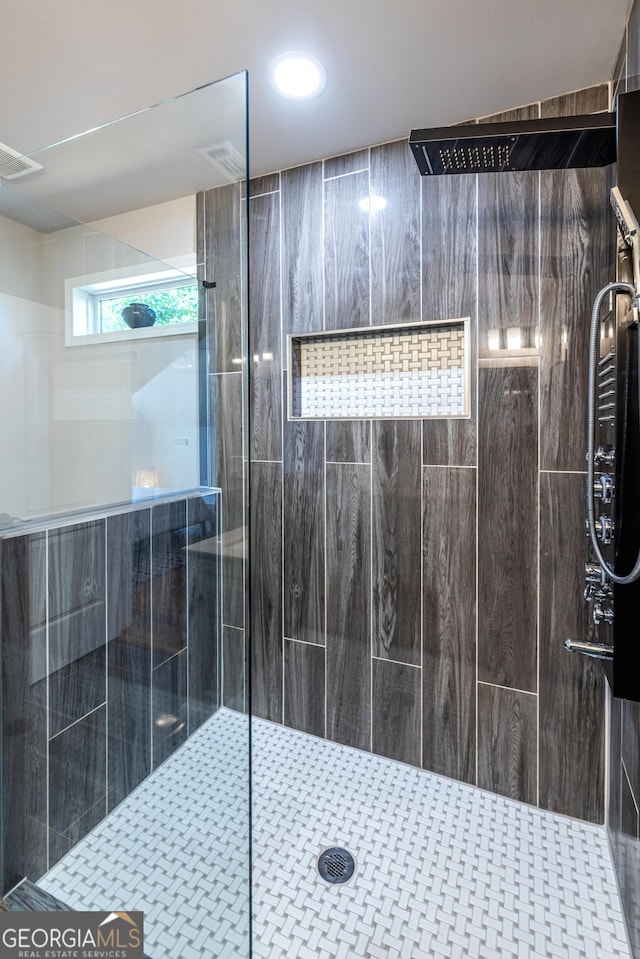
[611,186,640,299]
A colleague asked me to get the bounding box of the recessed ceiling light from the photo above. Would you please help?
[269,53,327,99]
[359,195,387,212]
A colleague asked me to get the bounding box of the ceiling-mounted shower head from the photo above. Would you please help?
[410,112,616,176]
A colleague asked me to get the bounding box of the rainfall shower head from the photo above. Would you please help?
[410,112,616,176]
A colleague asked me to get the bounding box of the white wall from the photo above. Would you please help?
[0,198,199,524]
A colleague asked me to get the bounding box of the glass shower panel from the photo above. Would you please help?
[0,73,249,959]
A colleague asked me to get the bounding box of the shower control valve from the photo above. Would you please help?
[594,473,615,504]
[592,445,616,467]
[587,515,615,544]
[585,562,604,584]
[593,601,614,626]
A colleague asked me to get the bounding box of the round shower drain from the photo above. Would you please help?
[318,847,355,884]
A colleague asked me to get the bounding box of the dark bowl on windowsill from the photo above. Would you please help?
[122,303,156,329]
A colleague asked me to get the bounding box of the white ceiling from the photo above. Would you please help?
[0,0,630,217]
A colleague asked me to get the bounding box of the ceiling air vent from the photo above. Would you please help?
[0,142,43,180]
[196,140,245,183]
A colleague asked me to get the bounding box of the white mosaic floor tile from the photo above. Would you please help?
[39,710,631,959]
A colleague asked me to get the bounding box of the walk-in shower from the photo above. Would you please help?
[0,68,638,959]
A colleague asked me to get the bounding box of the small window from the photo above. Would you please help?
[65,262,199,345]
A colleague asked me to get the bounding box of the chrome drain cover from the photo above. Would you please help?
[318,847,355,884]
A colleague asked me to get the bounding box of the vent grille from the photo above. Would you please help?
[196,140,245,183]
[0,142,43,180]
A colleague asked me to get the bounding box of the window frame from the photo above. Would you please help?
[65,256,199,346]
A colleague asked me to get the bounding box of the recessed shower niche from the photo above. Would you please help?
[288,318,470,420]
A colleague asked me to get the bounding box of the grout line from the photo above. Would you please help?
[604,681,611,828]
[540,469,587,475]
[49,702,107,742]
[185,501,191,738]
[536,167,542,808]
[104,518,109,814]
[322,158,328,742]
[251,459,283,464]
[478,680,539,698]
[247,190,279,199]
[622,757,639,817]
[326,460,371,466]
[323,167,370,182]
[285,636,325,649]
[279,169,285,728]
[474,171,480,788]
[45,529,50,871]
[372,654,422,670]
[150,508,154,769]
[422,463,477,470]
[368,147,374,757]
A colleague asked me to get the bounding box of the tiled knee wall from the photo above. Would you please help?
[0,491,221,895]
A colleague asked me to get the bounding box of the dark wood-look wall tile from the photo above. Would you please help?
[372,421,421,665]
[284,640,325,737]
[106,509,151,810]
[283,411,325,645]
[152,649,187,768]
[370,139,421,326]
[422,467,476,784]
[477,684,537,804]
[324,150,369,179]
[249,191,282,461]
[251,461,283,723]
[477,170,539,356]
[1,534,48,892]
[372,659,421,766]
[281,163,323,337]
[540,85,610,118]
[326,464,371,750]
[478,104,539,123]
[324,169,370,330]
[151,501,187,668]
[107,509,151,647]
[478,364,538,691]
[108,638,151,811]
[49,649,105,738]
[619,770,640,958]
[629,0,640,94]
[205,183,243,373]
[609,695,623,862]
[539,165,614,471]
[211,372,245,627]
[539,472,604,822]
[422,174,477,467]
[187,494,220,730]
[622,700,640,804]
[223,626,245,712]
[249,173,280,196]
[326,421,371,463]
[48,705,106,848]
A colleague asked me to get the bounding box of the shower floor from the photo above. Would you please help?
[39,708,630,959]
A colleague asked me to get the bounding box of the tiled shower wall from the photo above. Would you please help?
[609,9,640,957]
[227,81,615,825]
[0,491,219,895]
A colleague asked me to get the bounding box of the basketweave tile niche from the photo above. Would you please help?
[288,318,471,421]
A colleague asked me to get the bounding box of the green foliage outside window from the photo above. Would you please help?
[99,283,198,332]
